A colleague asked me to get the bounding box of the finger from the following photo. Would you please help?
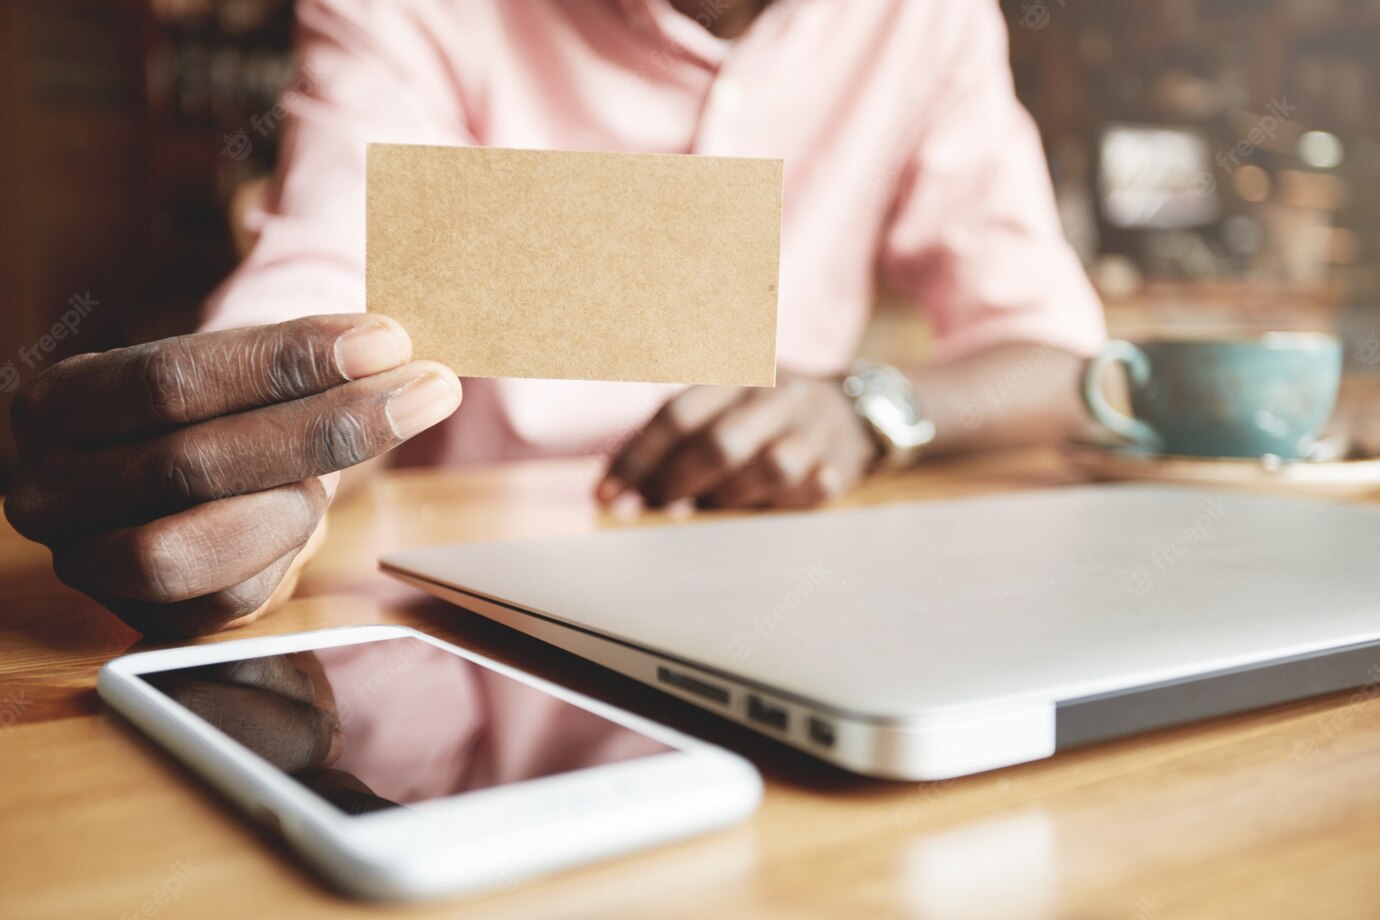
[52,480,327,605]
[104,545,303,639]
[9,362,460,539]
[299,770,397,814]
[13,314,412,444]
[639,391,799,503]
[221,515,330,635]
[598,387,744,502]
[774,462,845,509]
[207,655,318,706]
[703,433,819,508]
[153,678,340,773]
[176,655,316,706]
[286,651,338,715]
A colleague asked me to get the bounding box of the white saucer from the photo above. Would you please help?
[1061,435,1380,497]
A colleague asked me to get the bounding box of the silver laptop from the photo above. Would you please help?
[381,484,1380,780]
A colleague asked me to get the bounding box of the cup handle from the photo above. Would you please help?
[1081,341,1166,452]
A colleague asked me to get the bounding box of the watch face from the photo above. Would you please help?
[847,366,933,466]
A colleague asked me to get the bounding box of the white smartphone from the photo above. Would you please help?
[98,625,761,901]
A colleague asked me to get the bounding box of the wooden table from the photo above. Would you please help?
[4,446,1380,920]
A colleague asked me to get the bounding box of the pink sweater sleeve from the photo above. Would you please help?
[878,1,1106,361]
[201,0,473,333]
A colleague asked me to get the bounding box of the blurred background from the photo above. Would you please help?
[2,0,1379,485]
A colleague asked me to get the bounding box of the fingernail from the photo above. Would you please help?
[819,463,843,496]
[319,471,341,502]
[596,475,624,503]
[336,319,409,380]
[386,372,462,438]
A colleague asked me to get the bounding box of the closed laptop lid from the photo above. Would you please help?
[382,485,1380,721]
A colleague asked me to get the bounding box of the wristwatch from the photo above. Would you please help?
[842,361,936,470]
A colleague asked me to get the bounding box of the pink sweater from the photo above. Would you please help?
[204,0,1106,465]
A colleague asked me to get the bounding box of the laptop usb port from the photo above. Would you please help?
[807,717,836,748]
[747,695,788,731]
[657,666,730,705]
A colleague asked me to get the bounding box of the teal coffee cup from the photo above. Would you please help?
[1081,333,1342,459]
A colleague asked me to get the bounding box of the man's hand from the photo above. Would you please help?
[597,375,876,509]
[150,653,344,773]
[4,314,461,638]
[151,651,398,813]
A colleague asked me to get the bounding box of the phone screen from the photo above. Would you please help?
[141,637,675,815]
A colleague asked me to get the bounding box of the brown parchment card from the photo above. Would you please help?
[367,144,781,386]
